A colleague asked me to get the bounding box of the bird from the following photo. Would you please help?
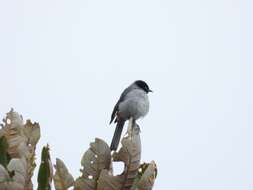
[109,80,152,151]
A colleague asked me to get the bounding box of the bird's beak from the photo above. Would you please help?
[149,89,153,93]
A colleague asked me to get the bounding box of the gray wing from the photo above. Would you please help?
[109,86,132,124]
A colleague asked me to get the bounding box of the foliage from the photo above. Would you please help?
[37,145,53,190]
[0,108,40,190]
[0,109,157,190]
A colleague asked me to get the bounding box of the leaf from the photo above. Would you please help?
[97,120,141,190]
[23,119,41,146]
[22,121,40,190]
[0,109,41,190]
[7,158,27,186]
[0,109,40,190]
[74,177,96,190]
[0,158,27,190]
[73,138,111,190]
[1,109,25,158]
[0,164,10,183]
[130,161,157,190]
[0,182,24,190]
[3,108,24,129]
[53,158,74,190]
[0,136,10,168]
[37,145,53,190]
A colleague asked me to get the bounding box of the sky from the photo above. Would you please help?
[0,0,252,189]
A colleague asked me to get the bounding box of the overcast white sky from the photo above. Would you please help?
[0,0,252,189]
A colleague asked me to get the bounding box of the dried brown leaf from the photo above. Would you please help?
[74,177,96,190]
[0,109,41,190]
[0,164,10,183]
[97,121,141,190]
[7,158,26,186]
[0,158,27,190]
[131,161,157,190]
[73,138,111,190]
[53,158,74,190]
[23,119,40,146]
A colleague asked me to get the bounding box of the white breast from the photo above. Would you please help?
[118,89,149,120]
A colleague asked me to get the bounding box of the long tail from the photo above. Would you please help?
[110,120,125,151]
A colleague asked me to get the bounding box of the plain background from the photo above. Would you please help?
[0,0,252,189]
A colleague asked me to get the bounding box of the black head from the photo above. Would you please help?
[134,80,152,93]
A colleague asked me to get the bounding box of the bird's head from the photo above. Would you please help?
[134,80,153,93]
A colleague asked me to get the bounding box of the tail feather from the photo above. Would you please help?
[110,121,125,151]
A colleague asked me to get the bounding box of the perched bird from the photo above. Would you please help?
[110,80,152,151]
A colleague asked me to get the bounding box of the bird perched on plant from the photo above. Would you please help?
[110,80,152,151]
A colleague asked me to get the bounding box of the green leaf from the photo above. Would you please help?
[37,145,52,190]
[0,136,10,168]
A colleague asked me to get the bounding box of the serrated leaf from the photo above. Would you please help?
[0,109,41,190]
[53,158,74,190]
[23,119,41,146]
[1,109,25,158]
[4,108,24,129]
[97,120,141,190]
